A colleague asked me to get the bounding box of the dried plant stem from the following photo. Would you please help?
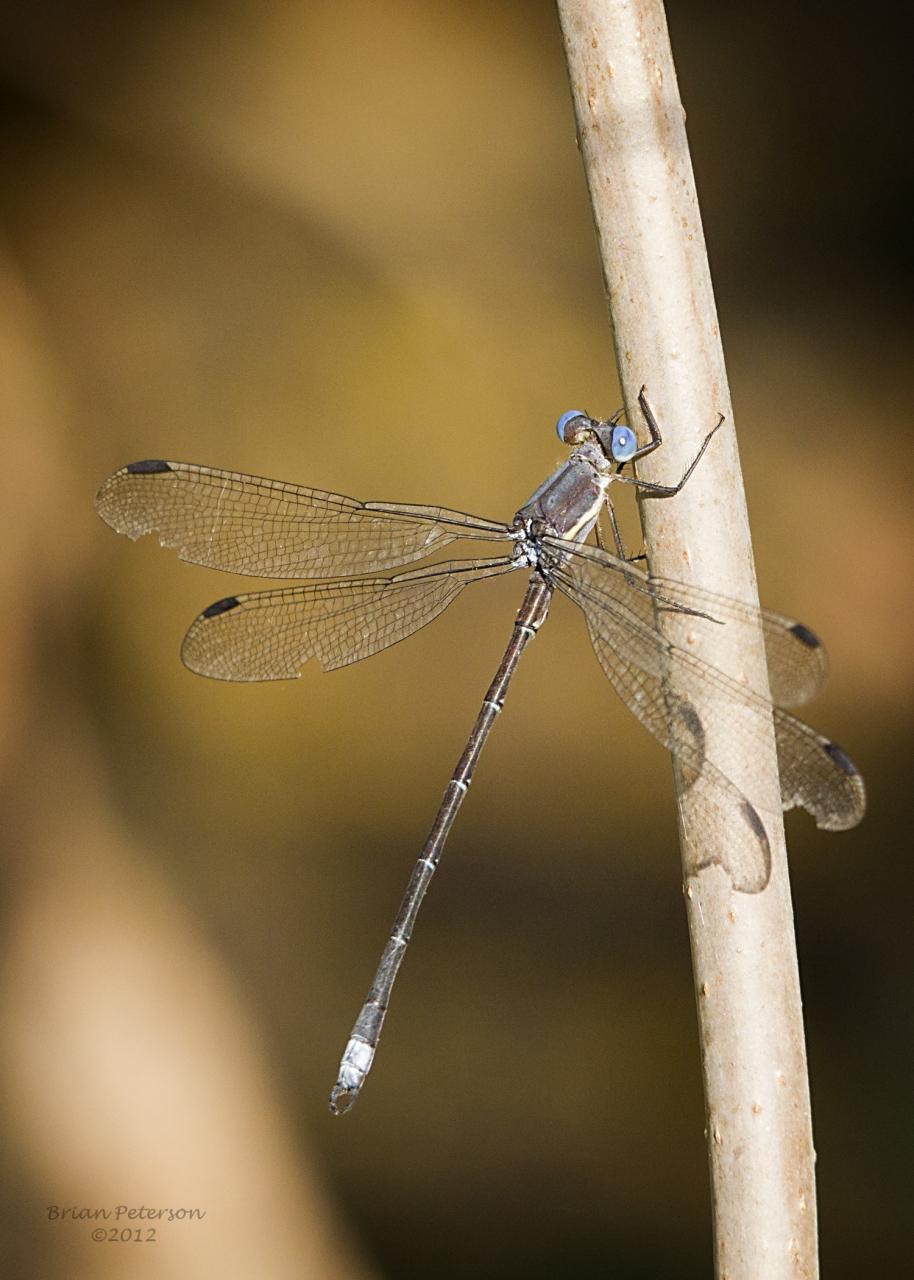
[556,2,817,1275]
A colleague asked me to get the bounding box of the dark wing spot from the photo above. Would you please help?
[824,741,859,775]
[202,596,241,619]
[668,696,706,791]
[789,621,821,648]
[126,459,173,474]
[674,697,706,755]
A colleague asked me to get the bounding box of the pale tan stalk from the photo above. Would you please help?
[555,2,817,1274]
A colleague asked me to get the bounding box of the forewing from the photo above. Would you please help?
[96,460,511,578]
[774,723,864,832]
[181,557,516,681]
[553,565,771,890]
[556,540,828,707]
[554,554,865,890]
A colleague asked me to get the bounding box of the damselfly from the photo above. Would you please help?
[95,389,865,1113]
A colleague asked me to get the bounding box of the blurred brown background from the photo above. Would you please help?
[1,2,911,1277]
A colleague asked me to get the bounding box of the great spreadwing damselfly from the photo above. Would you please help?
[95,388,865,1113]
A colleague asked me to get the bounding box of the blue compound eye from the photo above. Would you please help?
[556,410,588,443]
[610,424,637,462]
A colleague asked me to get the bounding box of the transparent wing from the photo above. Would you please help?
[551,548,865,892]
[95,460,512,579]
[553,560,773,891]
[181,557,517,681]
[554,539,828,707]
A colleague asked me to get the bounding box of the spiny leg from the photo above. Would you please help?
[612,398,725,499]
[604,495,646,564]
[626,385,666,464]
[597,495,648,589]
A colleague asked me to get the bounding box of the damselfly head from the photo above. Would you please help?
[556,410,637,465]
